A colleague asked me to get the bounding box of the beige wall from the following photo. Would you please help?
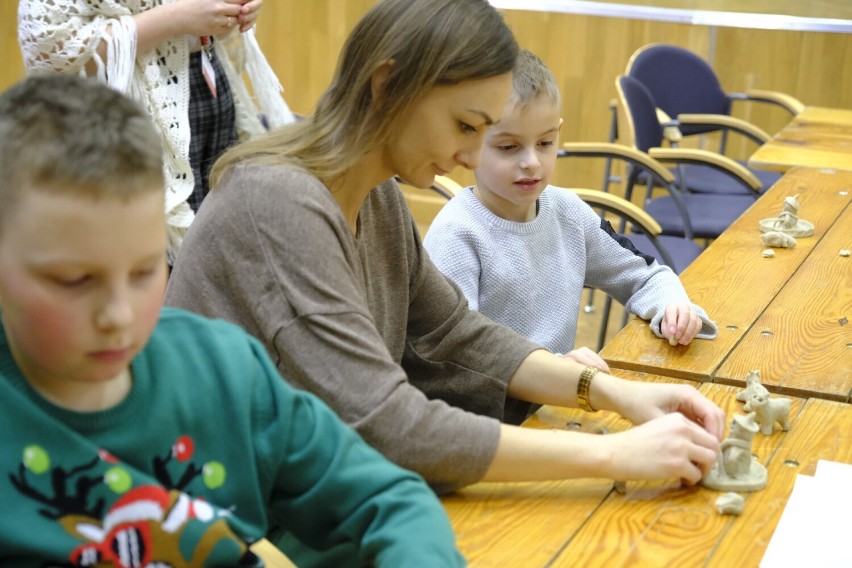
[4,2,851,192]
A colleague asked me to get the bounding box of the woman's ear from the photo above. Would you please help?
[370,59,395,101]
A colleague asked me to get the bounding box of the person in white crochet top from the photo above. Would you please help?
[18,0,295,262]
[424,49,717,361]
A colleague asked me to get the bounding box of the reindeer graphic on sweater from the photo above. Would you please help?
[8,436,259,567]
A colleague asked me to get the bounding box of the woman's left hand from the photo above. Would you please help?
[237,0,263,33]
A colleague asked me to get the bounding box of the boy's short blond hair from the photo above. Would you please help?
[0,74,163,233]
[510,49,561,109]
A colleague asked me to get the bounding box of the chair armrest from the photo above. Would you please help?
[432,175,463,198]
[568,188,662,235]
[648,147,762,193]
[250,539,298,568]
[734,89,805,115]
[676,113,770,145]
[559,142,676,185]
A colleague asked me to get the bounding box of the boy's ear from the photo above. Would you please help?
[558,117,564,132]
[370,59,396,101]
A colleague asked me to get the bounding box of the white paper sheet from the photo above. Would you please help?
[760,460,852,567]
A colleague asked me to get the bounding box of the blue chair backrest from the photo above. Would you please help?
[617,75,664,153]
[628,44,730,136]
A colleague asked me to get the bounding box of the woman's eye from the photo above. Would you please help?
[459,121,476,134]
[52,275,90,287]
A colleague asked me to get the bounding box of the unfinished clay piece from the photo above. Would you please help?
[761,231,797,248]
[715,492,745,515]
[736,370,769,402]
[701,413,767,492]
[744,391,792,435]
[758,194,814,237]
[762,249,775,258]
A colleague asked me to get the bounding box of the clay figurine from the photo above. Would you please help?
[736,370,768,403]
[759,194,814,237]
[761,230,797,248]
[744,390,791,435]
[715,492,745,515]
[701,413,767,492]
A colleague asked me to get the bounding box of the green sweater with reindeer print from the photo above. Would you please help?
[0,307,464,568]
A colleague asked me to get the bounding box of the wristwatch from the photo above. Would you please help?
[577,366,600,413]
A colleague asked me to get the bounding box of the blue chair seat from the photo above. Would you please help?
[645,194,755,240]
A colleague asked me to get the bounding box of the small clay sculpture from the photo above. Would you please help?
[736,370,768,403]
[761,231,797,248]
[715,492,745,515]
[701,413,767,492]
[744,391,791,435]
[759,194,814,237]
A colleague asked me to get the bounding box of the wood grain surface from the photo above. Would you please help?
[600,168,852,393]
[442,378,852,567]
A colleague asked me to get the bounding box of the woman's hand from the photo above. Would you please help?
[661,303,703,345]
[237,0,263,33]
[611,380,726,442]
[562,346,609,371]
[598,412,721,484]
[171,0,244,38]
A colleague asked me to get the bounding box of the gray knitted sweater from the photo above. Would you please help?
[165,164,539,494]
[423,186,717,353]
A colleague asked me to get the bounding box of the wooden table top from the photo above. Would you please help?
[599,167,852,401]
[442,374,852,567]
[749,106,852,173]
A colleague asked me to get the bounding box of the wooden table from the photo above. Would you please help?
[749,106,852,172]
[599,167,852,401]
[442,374,852,567]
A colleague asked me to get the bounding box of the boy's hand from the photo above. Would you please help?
[661,303,702,345]
[563,347,609,372]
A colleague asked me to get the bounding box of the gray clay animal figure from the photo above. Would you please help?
[736,370,768,403]
[744,391,792,435]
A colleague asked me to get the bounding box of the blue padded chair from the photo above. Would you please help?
[626,44,803,196]
[615,74,762,240]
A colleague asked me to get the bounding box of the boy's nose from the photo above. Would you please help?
[95,291,134,330]
[520,148,540,171]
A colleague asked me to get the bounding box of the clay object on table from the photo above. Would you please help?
[701,413,767,492]
[759,194,814,237]
[744,390,792,435]
[736,370,768,403]
[715,492,745,515]
[761,230,797,248]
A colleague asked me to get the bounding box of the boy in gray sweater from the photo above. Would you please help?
[424,49,716,358]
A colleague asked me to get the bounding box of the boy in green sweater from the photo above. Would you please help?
[0,74,463,567]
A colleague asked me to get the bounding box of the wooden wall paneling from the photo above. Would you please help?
[1,2,24,91]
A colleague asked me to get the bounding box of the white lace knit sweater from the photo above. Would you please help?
[423,186,717,353]
[18,0,295,259]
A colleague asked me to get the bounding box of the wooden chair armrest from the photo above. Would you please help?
[559,142,676,185]
[250,539,298,568]
[656,108,683,143]
[648,147,762,193]
[432,175,463,198]
[676,113,770,144]
[568,188,662,235]
[739,89,805,115]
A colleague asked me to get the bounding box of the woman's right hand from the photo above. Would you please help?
[598,412,720,485]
